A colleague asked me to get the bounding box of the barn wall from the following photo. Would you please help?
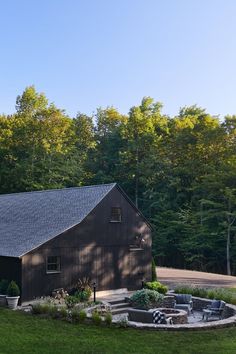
[0,256,22,290]
[21,186,152,301]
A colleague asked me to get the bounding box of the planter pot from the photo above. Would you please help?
[6,296,20,310]
[0,294,7,307]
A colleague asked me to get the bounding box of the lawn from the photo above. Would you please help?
[1,308,236,354]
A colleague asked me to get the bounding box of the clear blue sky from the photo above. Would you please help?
[0,0,236,118]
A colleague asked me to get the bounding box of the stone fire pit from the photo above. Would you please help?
[156,308,188,324]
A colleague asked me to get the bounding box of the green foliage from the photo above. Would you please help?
[174,286,208,299]
[75,290,91,302]
[144,281,168,294]
[0,279,9,295]
[104,312,112,326]
[59,307,68,319]
[32,303,51,315]
[65,296,79,308]
[7,281,20,297]
[48,305,60,319]
[31,303,43,315]
[92,310,102,325]
[174,285,236,305]
[71,308,80,322]
[78,310,87,323]
[130,289,164,310]
[32,303,67,319]
[71,308,87,323]
[0,87,236,276]
[74,278,92,302]
[151,258,157,281]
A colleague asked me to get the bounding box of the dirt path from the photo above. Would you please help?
[157,267,236,289]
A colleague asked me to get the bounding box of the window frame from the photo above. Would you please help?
[110,207,122,223]
[46,256,61,274]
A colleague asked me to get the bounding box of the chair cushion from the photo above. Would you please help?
[175,294,192,304]
[210,300,221,309]
[175,295,185,304]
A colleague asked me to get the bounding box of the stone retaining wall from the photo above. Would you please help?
[161,296,175,308]
[191,296,234,319]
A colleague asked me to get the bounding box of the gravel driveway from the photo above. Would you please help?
[157,267,236,289]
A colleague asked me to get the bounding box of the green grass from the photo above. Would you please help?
[1,308,236,354]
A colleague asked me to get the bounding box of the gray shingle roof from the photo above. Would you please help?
[0,183,116,258]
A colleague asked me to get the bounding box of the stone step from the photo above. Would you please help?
[107,298,127,305]
[111,307,130,315]
[110,302,129,310]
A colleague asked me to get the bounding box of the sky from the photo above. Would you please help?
[0,0,236,118]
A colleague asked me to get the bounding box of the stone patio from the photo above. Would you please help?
[104,292,236,330]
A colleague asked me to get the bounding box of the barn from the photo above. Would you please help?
[0,183,152,302]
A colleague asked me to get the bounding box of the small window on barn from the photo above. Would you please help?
[110,207,122,222]
[46,256,61,273]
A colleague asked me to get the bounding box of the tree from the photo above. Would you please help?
[120,97,167,207]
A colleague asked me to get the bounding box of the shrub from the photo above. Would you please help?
[32,303,43,315]
[174,285,207,298]
[75,277,92,300]
[104,312,112,326]
[71,308,87,322]
[59,307,68,319]
[152,258,157,281]
[79,310,87,323]
[32,303,51,315]
[206,289,215,300]
[48,305,60,319]
[40,303,52,314]
[0,279,9,295]
[145,281,168,295]
[130,289,164,310]
[65,295,79,308]
[75,290,91,302]
[71,308,80,322]
[174,285,236,305]
[92,310,102,325]
[7,281,20,297]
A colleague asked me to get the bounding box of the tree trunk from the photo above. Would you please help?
[135,146,139,208]
[226,197,232,276]
[226,223,231,276]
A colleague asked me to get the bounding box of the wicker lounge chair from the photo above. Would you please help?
[174,294,193,315]
[202,300,226,321]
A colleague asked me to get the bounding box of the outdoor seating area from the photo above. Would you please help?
[126,293,226,325]
[115,292,236,329]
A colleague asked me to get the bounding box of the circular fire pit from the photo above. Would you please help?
[157,308,188,324]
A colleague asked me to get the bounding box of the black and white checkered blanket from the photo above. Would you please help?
[152,310,167,324]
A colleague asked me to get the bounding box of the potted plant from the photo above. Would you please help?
[6,281,20,309]
[0,279,9,307]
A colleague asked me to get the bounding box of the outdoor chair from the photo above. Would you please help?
[174,294,193,315]
[202,300,226,321]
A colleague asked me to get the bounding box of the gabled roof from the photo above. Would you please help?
[0,183,116,258]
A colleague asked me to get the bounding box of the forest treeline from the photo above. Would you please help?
[0,86,235,275]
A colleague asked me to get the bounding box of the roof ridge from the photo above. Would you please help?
[0,183,116,198]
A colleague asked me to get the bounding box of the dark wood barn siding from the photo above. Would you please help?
[0,256,22,290]
[21,186,152,301]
